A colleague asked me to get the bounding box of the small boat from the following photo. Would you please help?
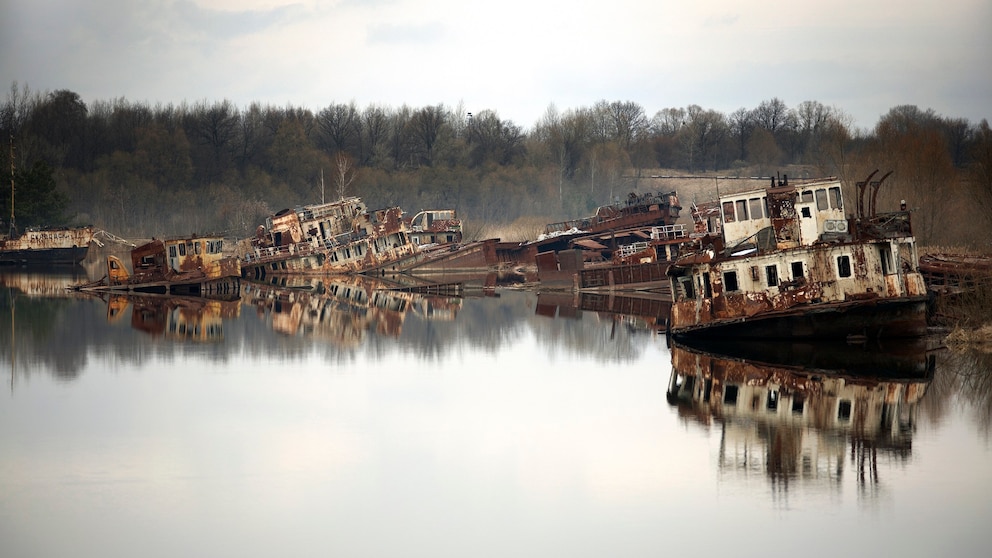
[76,234,241,298]
[667,171,929,340]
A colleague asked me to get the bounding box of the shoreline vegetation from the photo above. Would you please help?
[1,85,989,249]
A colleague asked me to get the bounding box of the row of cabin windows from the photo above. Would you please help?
[167,240,224,258]
[720,255,853,292]
[722,385,850,420]
[721,187,844,223]
[722,197,767,223]
[801,186,844,212]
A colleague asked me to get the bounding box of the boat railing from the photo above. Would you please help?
[243,241,318,265]
[862,211,912,238]
[650,224,687,240]
[616,242,652,258]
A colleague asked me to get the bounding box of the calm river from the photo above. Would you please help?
[1,270,990,558]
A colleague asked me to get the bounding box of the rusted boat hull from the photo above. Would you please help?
[670,296,929,340]
[579,260,672,292]
[241,238,420,279]
[0,245,91,266]
[919,252,992,294]
[0,227,94,266]
[668,174,929,341]
[536,249,674,293]
[76,235,241,299]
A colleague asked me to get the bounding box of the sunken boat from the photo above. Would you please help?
[667,172,929,340]
[76,234,241,298]
[0,226,95,266]
[241,197,428,279]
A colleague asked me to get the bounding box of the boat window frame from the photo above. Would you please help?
[748,197,764,220]
[735,200,749,221]
[722,201,736,223]
[791,261,805,279]
[723,270,740,292]
[765,264,779,287]
[815,188,829,211]
[829,186,843,210]
[837,254,852,278]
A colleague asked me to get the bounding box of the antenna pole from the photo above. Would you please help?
[8,135,14,236]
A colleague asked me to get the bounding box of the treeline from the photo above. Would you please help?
[2,82,990,246]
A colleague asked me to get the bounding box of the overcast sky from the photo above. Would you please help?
[2,0,989,131]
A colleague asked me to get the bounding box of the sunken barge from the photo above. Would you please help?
[0,226,95,266]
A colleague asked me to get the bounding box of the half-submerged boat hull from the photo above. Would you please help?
[0,227,94,266]
[667,173,929,341]
[670,295,929,340]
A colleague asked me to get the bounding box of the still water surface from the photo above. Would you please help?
[1,271,990,557]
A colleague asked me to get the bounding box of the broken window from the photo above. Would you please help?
[829,186,843,210]
[678,276,695,299]
[766,265,779,286]
[736,200,748,220]
[749,198,764,220]
[724,270,739,292]
[767,390,779,411]
[178,243,186,256]
[880,245,893,275]
[837,255,852,278]
[815,188,828,211]
[722,201,736,223]
[791,261,805,279]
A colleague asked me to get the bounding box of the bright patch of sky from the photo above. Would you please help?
[2,0,989,131]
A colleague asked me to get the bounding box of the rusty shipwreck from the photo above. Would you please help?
[530,191,687,291]
[241,197,429,279]
[0,226,95,266]
[77,234,241,298]
[667,172,929,340]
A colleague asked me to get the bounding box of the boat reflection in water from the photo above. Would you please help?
[666,337,935,495]
[242,275,463,346]
[536,291,671,333]
[106,294,241,343]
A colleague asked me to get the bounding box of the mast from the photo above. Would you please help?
[8,134,14,237]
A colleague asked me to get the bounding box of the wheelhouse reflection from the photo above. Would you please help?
[667,338,935,494]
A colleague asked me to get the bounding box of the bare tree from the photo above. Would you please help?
[410,104,447,167]
[754,97,790,134]
[359,104,389,166]
[317,102,361,156]
[333,151,358,200]
[728,107,755,162]
[966,119,992,242]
